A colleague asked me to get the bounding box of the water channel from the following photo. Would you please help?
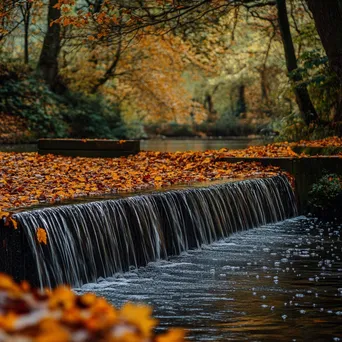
[0,138,265,153]
[76,217,342,341]
[3,138,341,340]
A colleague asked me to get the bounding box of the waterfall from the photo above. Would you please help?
[11,175,297,288]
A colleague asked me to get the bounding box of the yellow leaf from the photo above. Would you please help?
[37,227,48,245]
[156,328,186,342]
[120,303,157,338]
[9,217,18,229]
[0,312,18,332]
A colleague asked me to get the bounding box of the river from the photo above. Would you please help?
[0,138,265,153]
[76,217,342,341]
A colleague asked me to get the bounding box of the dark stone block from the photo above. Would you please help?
[38,139,140,158]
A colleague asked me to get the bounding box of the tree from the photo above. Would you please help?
[306,0,342,122]
[60,32,207,124]
[55,0,321,124]
[0,0,23,42]
[37,0,62,91]
[306,0,342,82]
[2,0,337,131]
[19,0,33,64]
[276,0,318,125]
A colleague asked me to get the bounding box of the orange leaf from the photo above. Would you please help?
[37,227,48,245]
[9,217,18,229]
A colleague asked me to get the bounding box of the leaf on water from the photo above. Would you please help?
[9,217,18,229]
[36,227,47,245]
[156,328,186,342]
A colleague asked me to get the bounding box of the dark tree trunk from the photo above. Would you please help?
[306,0,342,82]
[93,0,103,13]
[336,91,342,123]
[236,84,246,117]
[19,1,32,64]
[276,0,318,125]
[90,14,122,94]
[91,54,120,93]
[260,69,269,103]
[204,93,214,113]
[306,0,342,123]
[24,11,30,64]
[204,93,217,123]
[37,0,61,90]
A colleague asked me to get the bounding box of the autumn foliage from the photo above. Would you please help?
[0,273,185,342]
[295,136,342,147]
[1,137,341,228]
[222,137,342,158]
[0,149,282,215]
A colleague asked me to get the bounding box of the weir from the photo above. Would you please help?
[1,175,297,288]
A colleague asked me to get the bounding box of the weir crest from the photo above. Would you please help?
[10,174,297,288]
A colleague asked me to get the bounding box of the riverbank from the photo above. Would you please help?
[1,137,341,223]
[0,149,283,213]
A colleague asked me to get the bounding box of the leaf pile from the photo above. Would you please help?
[221,143,299,158]
[0,273,185,342]
[221,137,342,158]
[0,150,282,216]
[295,136,342,147]
[0,113,32,144]
[2,136,342,218]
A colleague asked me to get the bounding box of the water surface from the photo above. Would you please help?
[0,138,265,153]
[140,138,265,152]
[77,217,342,341]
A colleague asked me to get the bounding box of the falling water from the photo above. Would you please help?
[13,175,297,288]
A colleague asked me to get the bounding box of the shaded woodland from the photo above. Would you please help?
[0,0,341,142]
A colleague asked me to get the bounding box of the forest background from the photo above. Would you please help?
[0,0,341,144]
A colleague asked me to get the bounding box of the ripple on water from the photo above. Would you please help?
[76,217,342,341]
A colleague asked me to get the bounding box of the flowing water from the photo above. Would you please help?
[77,217,342,341]
[13,175,296,288]
[7,170,342,340]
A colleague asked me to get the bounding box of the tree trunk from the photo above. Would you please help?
[93,0,103,13]
[260,68,269,103]
[204,93,217,123]
[335,91,342,123]
[276,0,318,125]
[24,10,29,64]
[204,93,214,113]
[19,1,32,64]
[91,31,122,94]
[306,0,342,82]
[236,84,246,117]
[91,56,120,93]
[37,0,61,90]
[306,0,342,123]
